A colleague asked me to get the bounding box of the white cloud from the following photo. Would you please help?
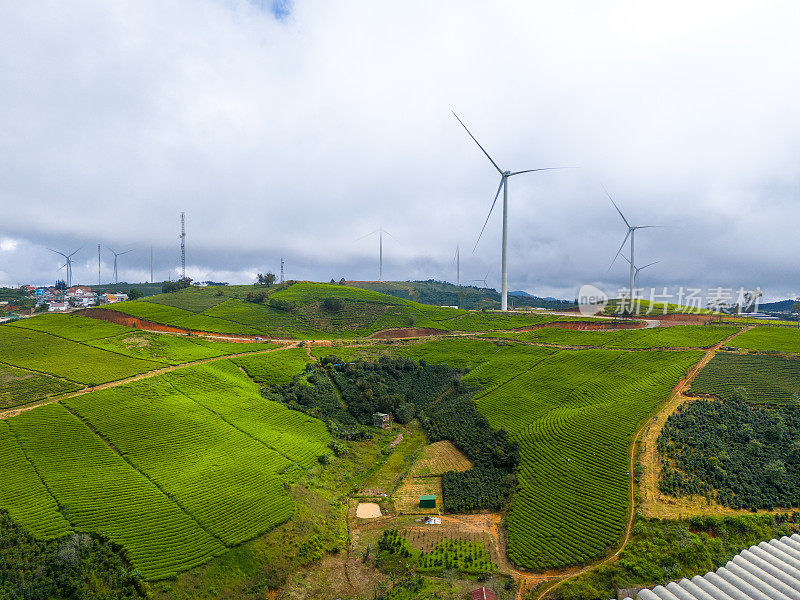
[1,1,799,299]
[0,239,18,252]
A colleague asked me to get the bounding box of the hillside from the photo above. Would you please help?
[91,281,592,339]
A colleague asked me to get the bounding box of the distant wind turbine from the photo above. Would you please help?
[48,248,80,288]
[108,247,133,284]
[622,255,659,288]
[453,111,573,311]
[470,269,490,289]
[606,188,661,296]
[355,228,395,282]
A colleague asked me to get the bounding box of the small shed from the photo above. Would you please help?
[472,587,496,600]
[373,412,392,429]
[419,494,436,508]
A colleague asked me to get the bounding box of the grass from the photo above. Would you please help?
[689,352,800,404]
[407,441,472,477]
[473,348,703,571]
[0,363,81,409]
[728,325,800,353]
[359,423,427,495]
[0,326,165,385]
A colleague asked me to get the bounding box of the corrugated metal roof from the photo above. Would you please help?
[620,533,800,600]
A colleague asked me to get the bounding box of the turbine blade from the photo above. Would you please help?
[473,177,505,253]
[353,230,378,243]
[641,260,659,269]
[608,230,631,270]
[119,249,134,256]
[602,185,631,229]
[47,248,67,258]
[452,111,503,175]
[68,247,81,257]
[509,167,578,176]
[633,225,663,229]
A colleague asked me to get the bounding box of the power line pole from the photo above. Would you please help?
[280,258,284,283]
[180,212,186,280]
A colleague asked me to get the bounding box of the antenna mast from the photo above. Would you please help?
[180,212,186,279]
[280,258,284,283]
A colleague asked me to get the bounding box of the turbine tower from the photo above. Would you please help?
[622,255,659,288]
[108,247,133,284]
[98,243,101,285]
[180,212,186,280]
[453,111,570,311]
[280,258,284,283]
[455,245,460,287]
[356,228,394,282]
[48,248,80,288]
[606,189,660,296]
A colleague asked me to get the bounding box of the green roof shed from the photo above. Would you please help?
[419,494,436,508]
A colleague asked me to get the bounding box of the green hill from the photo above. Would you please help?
[96,281,593,339]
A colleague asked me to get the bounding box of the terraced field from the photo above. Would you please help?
[0,352,327,578]
[473,349,703,570]
[496,324,739,349]
[690,352,800,404]
[8,313,133,341]
[0,363,80,409]
[728,325,800,353]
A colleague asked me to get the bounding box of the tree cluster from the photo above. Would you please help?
[161,277,192,293]
[0,510,146,599]
[658,397,800,510]
[265,356,518,511]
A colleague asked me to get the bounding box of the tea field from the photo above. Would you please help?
[727,325,800,353]
[0,363,80,409]
[689,352,800,404]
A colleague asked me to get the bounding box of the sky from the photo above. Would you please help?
[1,1,799,302]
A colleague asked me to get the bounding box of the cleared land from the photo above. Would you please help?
[407,441,472,477]
[690,352,800,404]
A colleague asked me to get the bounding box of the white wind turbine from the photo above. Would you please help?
[606,189,660,297]
[48,248,80,288]
[622,255,659,288]
[108,247,133,284]
[356,228,395,282]
[453,111,571,311]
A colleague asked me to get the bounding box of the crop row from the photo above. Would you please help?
[0,363,80,409]
[690,352,800,404]
[0,326,165,385]
[9,313,132,341]
[7,403,225,579]
[729,326,800,354]
[504,325,739,349]
[63,375,298,546]
[475,348,702,570]
[0,420,72,539]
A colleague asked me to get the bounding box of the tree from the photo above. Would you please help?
[257,272,276,285]
[339,277,346,285]
[162,277,192,293]
[795,297,800,328]
[128,288,143,300]
[55,280,67,290]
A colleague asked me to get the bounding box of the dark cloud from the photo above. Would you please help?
[1,1,799,301]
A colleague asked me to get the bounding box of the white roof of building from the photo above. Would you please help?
[620,533,800,600]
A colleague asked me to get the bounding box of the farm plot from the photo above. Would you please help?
[232,347,312,386]
[475,349,702,571]
[501,325,738,349]
[102,301,194,324]
[689,352,800,404]
[393,475,443,514]
[394,338,506,369]
[0,326,165,384]
[0,363,80,409]
[729,326,800,353]
[8,313,133,341]
[202,299,308,337]
[6,403,225,579]
[408,441,472,477]
[86,330,274,364]
[0,420,71,539]
[168,313,261,335]
[63,375,300,546]
[146,289,230,313]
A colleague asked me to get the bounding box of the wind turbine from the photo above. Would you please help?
[606,189,660,297]
[621,255,659,288]
[453,111,571,311]
[48,248,80,288]
[108,247,133,284]
[356,228,395,282]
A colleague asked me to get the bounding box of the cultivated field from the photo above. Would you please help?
[690,352,800,404]
[0,363,80,409]
[728,325,800,353]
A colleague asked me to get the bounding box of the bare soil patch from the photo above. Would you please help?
[356,502,382,519]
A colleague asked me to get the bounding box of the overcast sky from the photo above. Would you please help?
[1,1,799,301]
